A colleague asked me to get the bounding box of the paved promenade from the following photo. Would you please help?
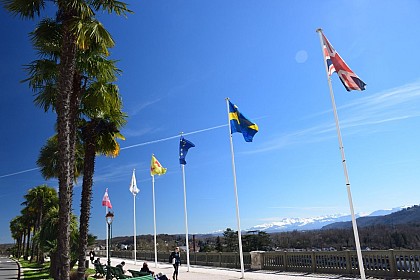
[98,257,378,280]
[0,257,19,280]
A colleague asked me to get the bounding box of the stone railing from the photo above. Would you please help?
[253,249,420,278]
[98,249,420,278]
[103,250,251,269]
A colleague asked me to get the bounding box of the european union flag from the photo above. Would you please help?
[179,136,195,165]
[228,100,259,142]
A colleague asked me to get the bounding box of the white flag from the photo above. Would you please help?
[129,169,140,195]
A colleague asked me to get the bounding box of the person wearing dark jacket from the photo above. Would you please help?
[140,262,154,276]
[169,247,181,280]
[116,261,126,274]
[89,250,95,263]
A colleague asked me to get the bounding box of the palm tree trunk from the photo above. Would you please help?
[56,17,77,280]
[21,232,26,259]
[77,125,97,280]
[17,236,22,259]
[30,233,36,262]
[25,227,31,260]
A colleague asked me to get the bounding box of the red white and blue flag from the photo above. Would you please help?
[321,32,366,91]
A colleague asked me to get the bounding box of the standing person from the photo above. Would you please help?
[89,250,95,264]
[169,247,181,280]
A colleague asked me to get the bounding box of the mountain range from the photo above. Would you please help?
[245,206,411,233]
[323,205,420,229]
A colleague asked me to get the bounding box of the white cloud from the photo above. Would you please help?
[246,81,420,154]
[129,98,162,116]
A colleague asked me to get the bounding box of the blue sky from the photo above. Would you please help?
[2,1,420,244]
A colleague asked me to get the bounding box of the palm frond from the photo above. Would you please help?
[22,59,58,88]
[2,0,45,19]
[72,18,115,55]
[78,53,120,82]
[37,135,84,181]
[33,83,57,112]
[58,0,94,19]
[30,18,62,59]
[90,0,133,17]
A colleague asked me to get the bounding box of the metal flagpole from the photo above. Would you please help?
[130,169,139,265]
[225,98,245,279]
[316,28,366,280]
[181,164,191,272]
[152,175,158,268]
[133,190,137,265]
[106,206,109,261]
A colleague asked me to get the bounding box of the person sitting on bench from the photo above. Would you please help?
[116,261,126,273]
[140,262,154,276]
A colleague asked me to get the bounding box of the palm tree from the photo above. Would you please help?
[21,185,59,263]
[76,93,126,279]
[28,17,127,280]
[2,2,131,278]
[38,206,85,277]
[9,216,25,258]
[19,203,36,260]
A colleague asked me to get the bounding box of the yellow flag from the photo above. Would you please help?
[150,155,167,176]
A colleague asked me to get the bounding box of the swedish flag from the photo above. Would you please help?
[228,100,259,142]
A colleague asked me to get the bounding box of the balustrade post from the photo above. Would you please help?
[283,251,288,271]
[311,251,316,273]
[345,250,352,275]
[250,251,264,270]
[388,249,397,278]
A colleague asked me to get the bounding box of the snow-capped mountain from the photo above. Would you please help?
[246,206,410,233]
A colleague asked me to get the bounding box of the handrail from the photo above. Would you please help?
[97,249,420,278]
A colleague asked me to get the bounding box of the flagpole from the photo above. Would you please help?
[181,164,191,272]
[316,28,366,280]
[152,174,158,268]
[106,205,109,261]
[133,183,137,265]
[225,98,245,279]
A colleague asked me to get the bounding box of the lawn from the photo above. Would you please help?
[19,259,97,280]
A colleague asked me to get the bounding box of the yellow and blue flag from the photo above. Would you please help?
[179,136,195,165]
[228,100,259,142]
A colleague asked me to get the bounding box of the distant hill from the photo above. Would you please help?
[323,205,420,230]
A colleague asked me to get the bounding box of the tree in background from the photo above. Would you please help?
[215,236,223,252]
[21,185,59,264]
[243,231,271,252]
[223,228,239,252]
[9,216,25,258]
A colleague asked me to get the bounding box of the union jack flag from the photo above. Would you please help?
[321,32,366,91]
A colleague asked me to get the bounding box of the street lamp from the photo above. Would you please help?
[106,211,114,280]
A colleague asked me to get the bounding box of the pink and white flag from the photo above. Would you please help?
[102,188,112,209]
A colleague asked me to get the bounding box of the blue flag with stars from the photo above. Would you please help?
[228,100,259,142]
[179,136,195,165]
